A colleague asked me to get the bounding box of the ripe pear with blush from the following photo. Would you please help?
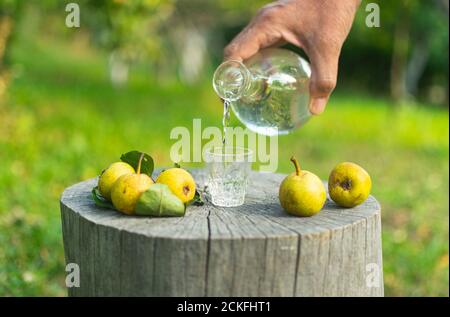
[328,162,371,208]
[156,168,196,203]
[111,154,154,214]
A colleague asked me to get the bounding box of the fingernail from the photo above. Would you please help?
[309,98,328,115]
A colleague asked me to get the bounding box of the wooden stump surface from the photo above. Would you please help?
[60,169,383,297]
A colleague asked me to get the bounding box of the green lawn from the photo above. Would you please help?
[0,31,448,296]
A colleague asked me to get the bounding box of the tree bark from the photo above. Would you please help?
[0,15,13,98]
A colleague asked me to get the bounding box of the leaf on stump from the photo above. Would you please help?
[188,189,204,206]
[92,186,114,209]
[135,184,185,217]
[120,150,154,177]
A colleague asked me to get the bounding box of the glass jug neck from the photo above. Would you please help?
[213,60,252,101]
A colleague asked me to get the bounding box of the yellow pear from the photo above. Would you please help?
[156,168,196,203]
[98,162,135,201]
[111,154,153,214]
[279,157,326,217]
[328,162,371,208]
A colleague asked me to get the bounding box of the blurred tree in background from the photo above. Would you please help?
[0,0,21,97]
[1,0,448,106]
[347,0,448,105]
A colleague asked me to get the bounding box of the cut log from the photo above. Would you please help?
[60,169,383,296]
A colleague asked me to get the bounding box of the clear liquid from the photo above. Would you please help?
[231,73,310,136]
[222,100,231,145]
[213,48,311,136]
[207,160,249,207]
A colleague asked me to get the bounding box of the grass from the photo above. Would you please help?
[0,27,448,296]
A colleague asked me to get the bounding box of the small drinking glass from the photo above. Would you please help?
[205,146,252,207]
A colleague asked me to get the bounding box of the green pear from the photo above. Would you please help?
[279,157,326,217]
[135,183,185,217]
[98,162,135,201]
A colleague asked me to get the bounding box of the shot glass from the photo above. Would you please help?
[205,146,252,207]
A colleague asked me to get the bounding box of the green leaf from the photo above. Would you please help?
[173,162,181,168]
[189,189,204,206]
[120,150,154,177]
[135,184,185,217]
[92,186,114,209]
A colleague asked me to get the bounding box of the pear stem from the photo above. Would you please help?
[137,153,145,175]
[290,156,301,176]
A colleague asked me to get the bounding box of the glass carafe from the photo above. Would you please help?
[213,48,311,136]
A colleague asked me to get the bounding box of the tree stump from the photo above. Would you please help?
[60,170,383,297]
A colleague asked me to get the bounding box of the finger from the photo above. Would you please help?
[223,26,269,62]
[223,5,289,63]
[307,49,339,115]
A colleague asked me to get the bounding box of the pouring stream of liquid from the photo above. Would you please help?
[222,100,231,146]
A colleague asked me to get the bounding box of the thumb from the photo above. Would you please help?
[308,50,339,115]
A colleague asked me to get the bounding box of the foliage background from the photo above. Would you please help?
[0,0,448,296]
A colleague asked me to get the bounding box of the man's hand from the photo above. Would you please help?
[224,0,360,114]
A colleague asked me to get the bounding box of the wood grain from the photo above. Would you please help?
[60,170,383,297]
